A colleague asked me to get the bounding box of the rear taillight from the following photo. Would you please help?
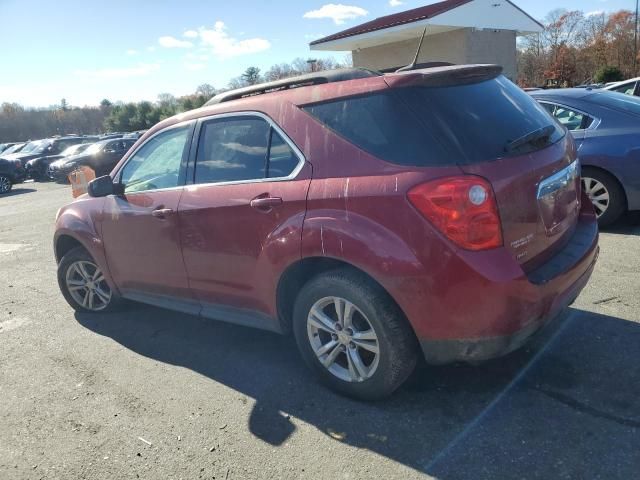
[407,176,502,251]
[15,161,21,168]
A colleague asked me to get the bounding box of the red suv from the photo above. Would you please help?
[54,65,599,400]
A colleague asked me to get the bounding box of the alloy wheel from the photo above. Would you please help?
[0,175,11,194]
[307,296,380,383]
[65,260,111,311]
[582,176,609,218]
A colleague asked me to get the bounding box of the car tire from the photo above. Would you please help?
[0,174,12,194]
[292,268,418,400]
[582,167,625,227]
[57,246,123,313]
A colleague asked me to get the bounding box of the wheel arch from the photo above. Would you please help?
[54,234,85,264]
[581,164,628,209]
[276,256,414,339]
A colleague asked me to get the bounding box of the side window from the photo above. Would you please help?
[120,125,190,193]
[613,82,636,95]
[267,129,299,178]
[195,117,270,184]
[550,105,592,131]
[541,102,556,115]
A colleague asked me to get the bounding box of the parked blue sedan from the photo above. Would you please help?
[530,88,640,226]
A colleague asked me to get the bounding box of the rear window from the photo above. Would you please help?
[303,75,564,166]
[587,91,640,117]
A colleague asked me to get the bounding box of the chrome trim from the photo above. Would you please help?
[537,160,580,199]
[114,111,307,194]
[538,101,601,131]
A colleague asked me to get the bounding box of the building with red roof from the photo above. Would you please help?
[310,0,543,79]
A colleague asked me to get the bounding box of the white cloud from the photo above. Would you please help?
[147,46,156,52]
[585,10,605,17]
[303,4,368,25]
[389,0,404,6]
[198,21,270,58]
[158,36,194,48]
[74,63,161,79]
[126,49,138,55]
[183,29,199,38]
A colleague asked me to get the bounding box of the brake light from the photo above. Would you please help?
[407,176,502,251]
[15,161,21,168]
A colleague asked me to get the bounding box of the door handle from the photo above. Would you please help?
[151,207,174,218]
[250,196,282,211]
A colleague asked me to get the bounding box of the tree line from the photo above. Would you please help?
[0,56,351,143]
[518,8,640,87]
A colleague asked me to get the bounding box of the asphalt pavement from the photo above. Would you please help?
[1,181,639,479]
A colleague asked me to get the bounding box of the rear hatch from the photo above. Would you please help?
[385,68,580,267]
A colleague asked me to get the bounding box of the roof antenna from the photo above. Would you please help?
[395,26,428,73]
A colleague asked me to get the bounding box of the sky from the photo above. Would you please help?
[0,0,636,107]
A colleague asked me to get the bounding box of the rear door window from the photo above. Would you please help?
[540,102,594,130]
[194,116,301,184]
[303,75,565,166]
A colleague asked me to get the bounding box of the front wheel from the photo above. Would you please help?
[57,246,122,313]
[293,269,418,400]
[0,175,12,194]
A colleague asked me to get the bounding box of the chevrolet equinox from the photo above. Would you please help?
[54,65,599,399]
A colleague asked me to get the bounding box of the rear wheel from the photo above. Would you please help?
[293,269,418,400]
[0,175,12,194]
[57,246,122,313]
[582,167,625,227]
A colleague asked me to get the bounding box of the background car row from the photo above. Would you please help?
[0,130,145,193]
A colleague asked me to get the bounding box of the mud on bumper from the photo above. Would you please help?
[420,217,599,365]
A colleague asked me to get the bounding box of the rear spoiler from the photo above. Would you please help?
[384,64,503,89]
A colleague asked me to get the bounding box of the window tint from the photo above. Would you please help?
[195,117,270,184]
[120,125,190,193]
[542,103,592,130]
[303,76,565,166]
[267,129,299,178]
[612,81,636,95]
[588,91,640,117]
[541,102,556,115]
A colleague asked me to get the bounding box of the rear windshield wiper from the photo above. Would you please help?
[505,125,556,153]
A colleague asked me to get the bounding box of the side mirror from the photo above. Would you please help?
[88,175,123,197]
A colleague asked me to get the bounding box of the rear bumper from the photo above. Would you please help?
[408,200,599,364]
[420,241,597,363]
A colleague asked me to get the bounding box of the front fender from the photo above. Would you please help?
[54,197,119,293]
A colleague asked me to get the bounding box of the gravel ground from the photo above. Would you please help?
[1,181,639,480]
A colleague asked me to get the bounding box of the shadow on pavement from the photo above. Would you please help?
[602,211,640,236]
[1,187,36,197]
[76,306,640,478]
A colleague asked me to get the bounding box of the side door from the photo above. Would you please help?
[178,113,311,328]
[101,121,197,310]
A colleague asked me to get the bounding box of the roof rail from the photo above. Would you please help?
[204,68,381,106]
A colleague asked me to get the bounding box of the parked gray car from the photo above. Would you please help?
[530,88,640,226]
